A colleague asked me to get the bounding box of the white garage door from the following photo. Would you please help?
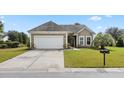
[34,35,64,49]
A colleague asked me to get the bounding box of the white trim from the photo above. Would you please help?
[76,27,85,34]
[86,36,92,46]
[79,36,85,46]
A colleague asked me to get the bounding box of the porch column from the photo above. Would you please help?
[29,33,32,48]
[66,32,68,48]
[76,34,78,47]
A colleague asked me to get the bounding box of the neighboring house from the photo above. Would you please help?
[28,21,95,49]
[2,35,9,41]
[0,33,4,41]
[0,33,9,41]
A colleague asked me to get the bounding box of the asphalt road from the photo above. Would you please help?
[0,72,124,78]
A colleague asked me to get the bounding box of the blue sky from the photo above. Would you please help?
[0,15,124,34]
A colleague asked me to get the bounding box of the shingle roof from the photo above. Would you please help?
[60,25,85,32]
[29,21,65,31]
[28,21,95,34]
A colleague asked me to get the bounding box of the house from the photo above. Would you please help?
[28,21,95,49]
[0,33,4,41]
[2,35,9,41]
[0,21,8,41]
[0,33,9,41]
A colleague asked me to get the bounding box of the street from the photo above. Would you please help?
[0,71,124,78]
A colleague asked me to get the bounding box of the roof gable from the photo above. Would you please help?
[29,21,65,31]
[76,26,95,34]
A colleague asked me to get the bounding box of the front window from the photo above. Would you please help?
[87,36,91,46]
[79,36,84,46]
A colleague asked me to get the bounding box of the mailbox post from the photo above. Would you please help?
[100,48,110,66]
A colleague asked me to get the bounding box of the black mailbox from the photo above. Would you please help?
[100,48,110,66]
[100,48,110,54]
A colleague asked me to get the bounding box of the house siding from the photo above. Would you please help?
[77,29,93,47]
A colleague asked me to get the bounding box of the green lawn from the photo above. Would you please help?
[0,47,28,63]
[64,47,124,68]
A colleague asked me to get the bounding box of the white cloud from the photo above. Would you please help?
[96,26,102,29]
[89,16,102,21]
[0,16,5,23]
[0,16,4,19]
[1,20,4,23]
[95,26,108,33]
[105,15,112,18]
[13,24,17,26]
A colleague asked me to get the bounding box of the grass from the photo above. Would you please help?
[64,47,124,68]
[0,47,29,63]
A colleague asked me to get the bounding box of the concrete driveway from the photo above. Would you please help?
[0,50,64,71]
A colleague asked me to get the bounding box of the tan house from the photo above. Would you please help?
[28,21,95,49]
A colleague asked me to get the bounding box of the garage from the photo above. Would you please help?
[34,35,64,49]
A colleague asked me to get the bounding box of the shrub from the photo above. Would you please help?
[19,43,26,47]
[0,40,20,48]
[63,43,72,49]
[0,44,8,48]
[27,40,30,48]
[0,40,4,44]
[6,41,20,48]
[117,39,124,47]
[116,36,124,47]
[12,41,20,48]
[93,33,115,49]
[63,44,67,49]
[5,40,12,42]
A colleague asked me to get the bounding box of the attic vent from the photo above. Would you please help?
[74,23,80,25]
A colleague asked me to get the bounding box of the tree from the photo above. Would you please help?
[21,32,28,44]
[0,21,3,33]
[106,27,122,43]
[116,35,124,47]
[18,32,23,43]
[103,34,116,46]
[93,33,115,49]
[93,33,103,48]
[8,30,19,41]
[7,31,28,45]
